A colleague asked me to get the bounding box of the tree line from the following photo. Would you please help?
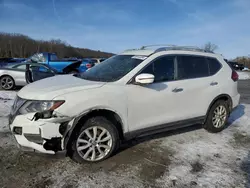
[0,32,114,58]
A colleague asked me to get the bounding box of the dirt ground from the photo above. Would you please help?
[0,80,250,188]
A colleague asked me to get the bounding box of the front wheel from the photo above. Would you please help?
[69,116,120,163]
[203,100,229,133]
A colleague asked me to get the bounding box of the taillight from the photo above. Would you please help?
[86,63,92,69]
[231,70,238,82]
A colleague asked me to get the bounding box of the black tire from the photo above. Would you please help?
[0,75,15,90]
[203,100,229,133]
[69,116,120,163]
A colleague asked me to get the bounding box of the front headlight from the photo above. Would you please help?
[19,100,64,114]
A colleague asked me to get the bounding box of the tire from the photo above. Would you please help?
[69,116,120,163]
[0,75,15,90]
[203,100,229,133]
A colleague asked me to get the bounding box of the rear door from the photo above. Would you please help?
[174,55,221,119]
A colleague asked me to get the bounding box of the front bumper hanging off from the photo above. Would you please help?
[9,112,72,154]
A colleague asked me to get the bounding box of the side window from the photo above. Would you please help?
[207,57,221,75]
[177,56,209,79]
[141,56,175,82]
[13,64,26,70]
[30,65,52,73]
[38,66,51,73]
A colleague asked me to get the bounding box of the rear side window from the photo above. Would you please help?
[13,64,26,70]
[177,55,209,79]
[207,57,221,75]
[140,56,175,82]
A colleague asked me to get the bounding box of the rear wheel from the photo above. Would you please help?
[204,100,229,133]
[69,116,120,163]
[0,75,15,90]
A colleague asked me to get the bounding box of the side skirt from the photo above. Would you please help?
[124,116,205,140]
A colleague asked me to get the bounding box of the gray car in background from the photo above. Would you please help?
[0,63,57,90]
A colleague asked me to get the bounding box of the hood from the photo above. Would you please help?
[18,75,106,100]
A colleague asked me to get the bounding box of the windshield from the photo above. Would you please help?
[77,55,145,82]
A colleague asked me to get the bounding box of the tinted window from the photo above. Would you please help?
[30,65,52,73]
[207,58,221,75]
[141,56,175,82]
[177,56,209,79]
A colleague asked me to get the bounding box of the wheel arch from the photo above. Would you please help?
[64,108,125,154]
[0,74,14,80]
[205,94,233,122]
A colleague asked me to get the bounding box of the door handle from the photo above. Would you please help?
[172,88,183,93]
[210,82,218,86]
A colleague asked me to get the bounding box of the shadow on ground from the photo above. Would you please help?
[227,104,245,127]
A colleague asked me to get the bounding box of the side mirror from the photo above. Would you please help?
[135,73,154,84]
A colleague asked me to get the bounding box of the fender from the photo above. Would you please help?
[63,106,125,151]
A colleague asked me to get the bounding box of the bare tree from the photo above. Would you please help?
[203,42,218,52]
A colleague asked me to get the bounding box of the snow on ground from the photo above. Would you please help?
[158,104,250,187]
[238,71,250,80]
[0,91,16,132]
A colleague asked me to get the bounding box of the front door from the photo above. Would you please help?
[126,55,185,132]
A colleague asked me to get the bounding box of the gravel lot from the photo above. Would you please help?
[0,80,250,188]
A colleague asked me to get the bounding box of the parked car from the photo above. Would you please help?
[0,61,63,90]
[0,57,26,68]
[9,45,240,163]
[27,53,93,73]
[81,58,96,69]
[227,61,245,71]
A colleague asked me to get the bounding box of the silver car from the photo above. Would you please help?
[0,63,57,90]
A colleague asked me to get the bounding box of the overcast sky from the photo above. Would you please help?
[0,0,249,59]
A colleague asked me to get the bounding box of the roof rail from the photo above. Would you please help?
[154,46,214,53]
[140,44,177,50]
[139,44,213,53]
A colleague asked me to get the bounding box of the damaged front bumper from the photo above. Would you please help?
[9,111,72,154]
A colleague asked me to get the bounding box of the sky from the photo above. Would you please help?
[0,0,249,59]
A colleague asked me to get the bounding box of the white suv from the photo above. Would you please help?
[9,45,240,163]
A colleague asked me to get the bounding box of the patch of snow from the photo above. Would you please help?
[159,104,250,187]
[0,91,17,101]
[0,91,16,132]
[237,71,250,80]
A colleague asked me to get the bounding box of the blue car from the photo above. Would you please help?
[27,53,95,73]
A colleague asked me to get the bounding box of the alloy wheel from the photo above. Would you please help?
[212,105,227,128]
[1,77,14,90]
[76,126,113,161]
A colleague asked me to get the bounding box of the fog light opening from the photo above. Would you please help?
[13,127,22,135]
